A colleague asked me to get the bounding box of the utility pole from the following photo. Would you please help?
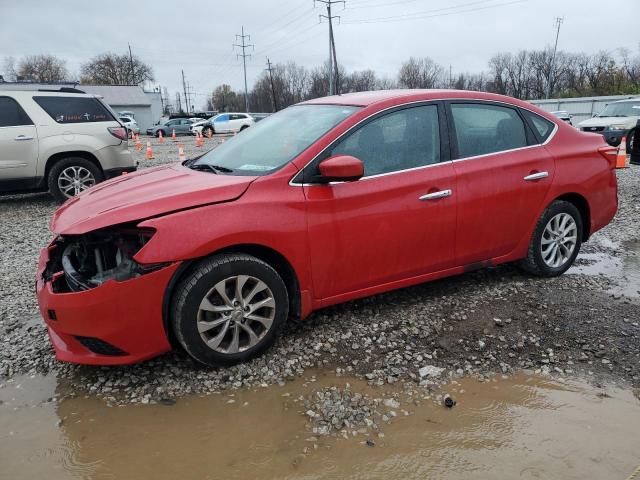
[234,26,254,113]
[317,0,344,95]
[128,43,135,84]
[181,70,189,115]
[545,16,564,99]
[266,57,278,112]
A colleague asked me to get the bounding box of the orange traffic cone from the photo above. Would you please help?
[158,130,165,144]
[135,135,142,151]
[146,141,154,160]
[178,147,186,162]
[195,132,201,147]
[171,129,177,141]
[207,129,213,139]
[616,136,629,169]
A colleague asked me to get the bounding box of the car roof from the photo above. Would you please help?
[0,89,98,98]
[299,89,539,109]
[611,98,640,104]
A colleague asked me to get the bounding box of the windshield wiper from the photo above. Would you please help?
[189,163,233,174]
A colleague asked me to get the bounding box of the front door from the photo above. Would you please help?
[302,103,458,301]
[447,101,555,265]
[0,96,38,184]
[214,114,230,133]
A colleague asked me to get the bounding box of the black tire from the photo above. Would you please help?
[519,200,583,277]
[239,125,249,131]
[155,129,166,138]
[171,253,289,367]
[202,125,214,137]
[47,157,103,202]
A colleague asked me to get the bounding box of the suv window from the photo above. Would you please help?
[327,105,441,177]
[33,96,114,124]
[0,97,33,127]
[216,114,229,122]
[522,110,555,142]
[451,103,527,158]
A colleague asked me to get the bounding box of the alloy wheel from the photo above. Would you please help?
[541,212,578,268]
[57,166,96,198]
[197,275,276,354]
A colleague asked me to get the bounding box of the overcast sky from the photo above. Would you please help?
[1,0,638,108]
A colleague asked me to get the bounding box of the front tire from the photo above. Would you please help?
[202,126,214,137]
[48,157,103,202]
[519,200,583,277]
[171,254,289,367]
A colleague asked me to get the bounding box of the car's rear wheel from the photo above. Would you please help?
[48,157,103,202]
[519,200,583,277]
[171,254,289,367]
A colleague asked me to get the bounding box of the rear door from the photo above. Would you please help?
[302,102,458,301]
[447,101,555,265]
[0,96,38,185]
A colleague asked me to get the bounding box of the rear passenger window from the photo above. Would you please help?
[522,110,555,142]
[33,96,113,123]
[328,105,440,177]
[0,97,33,127]
[451,103,527,158]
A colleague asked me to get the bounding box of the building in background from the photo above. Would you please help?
[0,82,162,130]
[530,94,640,125]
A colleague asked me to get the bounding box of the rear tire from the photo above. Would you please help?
[519,200,583,277]
[171,254,289,367]
[48,157,103,202]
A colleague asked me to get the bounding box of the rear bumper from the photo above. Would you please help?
[104,166,137,179]
[36,243,179,365]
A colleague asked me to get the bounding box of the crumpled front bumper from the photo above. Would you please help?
[36,242,179,365]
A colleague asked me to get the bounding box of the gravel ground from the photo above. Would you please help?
[0,139,639,409]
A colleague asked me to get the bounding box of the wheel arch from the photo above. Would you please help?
[553,192,591,241]
[161,243,302,346]
[45,151,103,183]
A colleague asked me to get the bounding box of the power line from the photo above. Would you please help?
[234,26,254,112]
[316,0,344,95]
[545,16,564,99]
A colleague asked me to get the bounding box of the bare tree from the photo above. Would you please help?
[81,52,154,85]
[1,56,17,81]
[16,54,69,82]
[398,57,444,89]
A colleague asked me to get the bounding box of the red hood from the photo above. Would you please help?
[51,163,256,234]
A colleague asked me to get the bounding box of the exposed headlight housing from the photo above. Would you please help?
[44,226,169,292]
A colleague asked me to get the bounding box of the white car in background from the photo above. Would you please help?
[193,113,255,136]
[119,116,139,136]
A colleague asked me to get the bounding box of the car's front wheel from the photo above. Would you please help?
[48,157,103,202]
[519,200,583,277]
[171,254,289,367]
[202,125,214,137]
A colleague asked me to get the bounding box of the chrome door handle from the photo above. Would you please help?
[419,189,452,201]
[14,135,34,141]
[524,171,549,181]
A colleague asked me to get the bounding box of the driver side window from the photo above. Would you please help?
[327,104,440,177]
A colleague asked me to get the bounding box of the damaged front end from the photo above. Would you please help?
[44,226,168,293]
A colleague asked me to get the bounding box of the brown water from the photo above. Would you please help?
[1,372,639,480]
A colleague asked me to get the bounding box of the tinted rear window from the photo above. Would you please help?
[0,97,33,127]
[523,110,555,142]
[33,96,114,123]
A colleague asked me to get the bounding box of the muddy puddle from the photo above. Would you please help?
[570,240,640,298]
[1,371,639,480]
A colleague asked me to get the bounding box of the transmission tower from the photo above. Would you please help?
[316,0,344,95]
[234,26,254,112]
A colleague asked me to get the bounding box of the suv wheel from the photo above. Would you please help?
[202,125,214,137]
[48,157,103,202]
[519,200,583,277]
[155,129,166,138]
[171,254,288,367]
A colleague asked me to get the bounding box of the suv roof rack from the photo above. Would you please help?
[37,87,85,94]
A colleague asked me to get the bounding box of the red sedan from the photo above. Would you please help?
[36,90,618,367]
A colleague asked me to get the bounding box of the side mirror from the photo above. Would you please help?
[318,155,364,183]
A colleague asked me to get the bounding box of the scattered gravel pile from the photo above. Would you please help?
[0,141,638,405]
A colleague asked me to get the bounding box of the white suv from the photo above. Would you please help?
[0,89,136,201]
[198,113,255,137]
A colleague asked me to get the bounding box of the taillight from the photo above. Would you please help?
[598,145,618,169]
[108,126,128,141]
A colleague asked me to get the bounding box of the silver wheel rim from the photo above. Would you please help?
[197,275,276,354]
[541,213,578,268]
[58,166,96,198]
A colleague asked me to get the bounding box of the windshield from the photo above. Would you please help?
[597,102,640,117]
[193,104,360,175]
